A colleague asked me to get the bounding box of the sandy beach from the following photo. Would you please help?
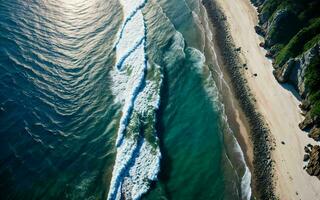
[213,0,320,199]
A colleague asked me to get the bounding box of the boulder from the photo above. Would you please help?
[304,154,310,162]
[265,51,273,58]
[299,112,314,130]
[307,144,313,148]
[305,146,311,153]
[299,100,311,111]
[255,25,265,36]
[273,58,297,83]
[308,127,320,141]
[306,145,320,178]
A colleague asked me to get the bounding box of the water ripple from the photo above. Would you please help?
[0,0,121,199]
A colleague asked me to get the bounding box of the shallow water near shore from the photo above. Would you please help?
[0,0,250,199]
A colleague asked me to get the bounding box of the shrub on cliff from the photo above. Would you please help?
[306,56,320,117]
[255,0,320,126]
[275,17,320,66]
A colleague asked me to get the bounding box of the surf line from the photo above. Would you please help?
[113,0,148,51]
[108,0,162,199]
[114,10,148,146]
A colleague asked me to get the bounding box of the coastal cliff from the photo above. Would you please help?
[252,0,320,178]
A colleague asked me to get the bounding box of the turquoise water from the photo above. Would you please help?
[0,0,250,199]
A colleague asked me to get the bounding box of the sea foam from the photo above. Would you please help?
[108,0,162,199]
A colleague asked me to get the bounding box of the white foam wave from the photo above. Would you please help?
[108,1,163,199]
[113,0,147,50]
[241,165,252,200]
[108,70,162,200]
[186,47,206,74]
[115,11,145,70]
[113,42,147,146]
[206,73,252,200]
[163,32,186,66]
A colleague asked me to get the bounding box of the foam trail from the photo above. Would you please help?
[114,42,147,146]
[113,0,147,49]
[116,37,144,70]
[108,1,162,199]
[241,164,252,200]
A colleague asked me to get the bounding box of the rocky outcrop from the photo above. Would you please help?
[251,0,320,181]
[299,99,311,112]
[299,112,320,131]
[305,145,320,179]
[264,9,294,47]
[308,127,320,141]
[299,112,314,130]
[274,43,320,98]
[250,0,265,7]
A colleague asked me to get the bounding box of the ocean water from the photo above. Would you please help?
[0,0,251,200]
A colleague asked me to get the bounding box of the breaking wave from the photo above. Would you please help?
[107,0,162,200]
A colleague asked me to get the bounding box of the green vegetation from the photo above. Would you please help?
[303,32,320,52]
[255,0,320,122]
[305,56,320,117]
[275,17,320,66]
[260,0,320,65]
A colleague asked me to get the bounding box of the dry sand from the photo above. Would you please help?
[215,0,320,199]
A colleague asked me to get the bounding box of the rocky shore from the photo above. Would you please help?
[251,0,320,180]
[304,145,320,178]
[202,0,276,199]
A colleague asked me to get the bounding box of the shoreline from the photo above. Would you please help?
[200,3,254,171]
[203,0,320,199]
[196,4,254,199]
[202,0,275,199]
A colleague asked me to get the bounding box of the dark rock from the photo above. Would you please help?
[255,25,265,36]
[281,141,285,145]
[299,112,314,130]
[308,127,320,141]
[235,47,241,52]
[299,100,311,111]
[306,145,320,179]
[259,42,265,47]
[265,51,273,58]
[303,154,310,162]
[253,73,258,77]
[273,58,297,83]
[305,146,311,153]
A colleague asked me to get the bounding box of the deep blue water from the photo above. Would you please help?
[0,0,250,199]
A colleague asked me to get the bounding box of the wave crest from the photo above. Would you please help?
[107,1,162,200]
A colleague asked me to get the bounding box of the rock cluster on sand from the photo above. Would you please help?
[305,145,320,178]
[308,127,320,141]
